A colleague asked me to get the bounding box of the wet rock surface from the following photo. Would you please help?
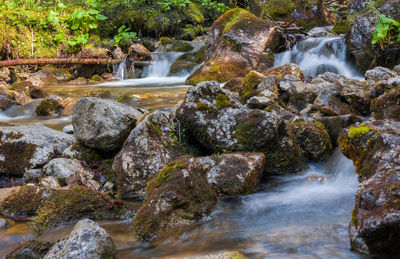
[44,219,117,259]
[338,120,400,257]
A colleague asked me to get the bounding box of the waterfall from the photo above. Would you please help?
[113,59,127,80]
[143,52,184,78]
[274,36,363,79]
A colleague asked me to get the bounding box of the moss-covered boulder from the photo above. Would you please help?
[0,126,75,177]
[239,70,265,102]
[290,121,332,161]
[0,186,46,219]
[338,120,400,257]
[6,239,55,259]
[133,157,217,240]
[176,81,307,175]
[35,95,63,116]
[186,8,282,85]
[32,186,121,235]
[112,111,185,199]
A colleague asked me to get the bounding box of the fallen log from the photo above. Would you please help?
[0,58,151,68]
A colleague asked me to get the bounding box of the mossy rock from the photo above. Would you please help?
[180,25,206,40]
[116,93,135,105]
[32,186,122,235]
[89,74,104,84]
[5,239,55,259]
[239,70,265,102]
[184,3,205,24]
[332,20,346,34]
[0,186,46,219]
[160,37,174,45]
[169,46,205,76]
[84,88,112,99]
[186,57,249,85]
[134,157,217,240]
[290,121,332,161]
[35,97,63,116]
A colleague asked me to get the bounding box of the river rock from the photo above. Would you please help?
[27,70,58,87]
[35,95,63,116]
[128,43,152,61]
[371,88,400,120]
[6,239,55,259]
[365,66,397,80]
[112,111,184,199]
[186,8,282,85]
[72,97,145,151]
[263,63,304,80]
[0,126,75,177]
[338,120,400,257]
[0,93,18,111]
[133,157,217,240]
[202,152,265,195]
[44,219,117,259]
[313,91,360,116]
[43,158,88,185]
[176,81,280,152]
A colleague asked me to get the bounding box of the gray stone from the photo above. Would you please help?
[365,66,397,80]
[112,111,184,199]
[0,126,75,177]
[43,158,86,182]
[246,96,275,109]
[308,27,335,37]
[63,124,74,134]
[387,76,400,86]
[72,97,146,151]
[44,219,117,259]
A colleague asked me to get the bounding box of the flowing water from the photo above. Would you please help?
[274,36,363,80]
[0,36,366,258]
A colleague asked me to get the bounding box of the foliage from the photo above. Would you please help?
[371,14,400,49]
[114,25,137,46]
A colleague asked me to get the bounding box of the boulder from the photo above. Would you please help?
[202,152,265,195]
[313,92,360,116]
[176,81,306,175]
[262,63,304,80]
[43,158,88,186]
[365,66,397,80]
[35,95,63,116]
[72,97,145,151]
[27,70,58,87]
[289,121,332,161]
[60,98,77,116]
[112,111,184,199]
[338,120,400,257]
[0,126,75,177]
[128,43,152,61]
[10,81,48,99]
[133,157,217,240]
[346,0,400,72]
[186,8,282,85]
[0,93,18,111]
[371,88,400,120]
[44,219,117,259]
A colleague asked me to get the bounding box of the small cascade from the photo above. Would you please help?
[143,52,184,78]
[275,36,363,79]
[114,59,127,80]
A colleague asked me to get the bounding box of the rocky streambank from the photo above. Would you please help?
[1,2,400,258]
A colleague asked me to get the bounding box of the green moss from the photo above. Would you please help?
[351,208,357,226]
[215,8,257,36]
[175,43,194,52]
[240,70,264,101]
[260,0,296,19]
[160,37,173,45]
[98,159,116,184]
[70,142,105,162]
[196,101,215,113]
[184,3,204,24]
[116,93,134,105]
[332,20,346,34]
[149,119,163,137]
[133,212,160,240]
[187,57,249,85]
[348,124,373,139]
[215,94,232,109]
[35,98,62,116]
[0,186,45,218]
[146,160,185,193]
[32,186,120,235]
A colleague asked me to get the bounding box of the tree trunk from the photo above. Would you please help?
[0,58,151,68]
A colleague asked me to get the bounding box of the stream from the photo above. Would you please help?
[0,36,367,258]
